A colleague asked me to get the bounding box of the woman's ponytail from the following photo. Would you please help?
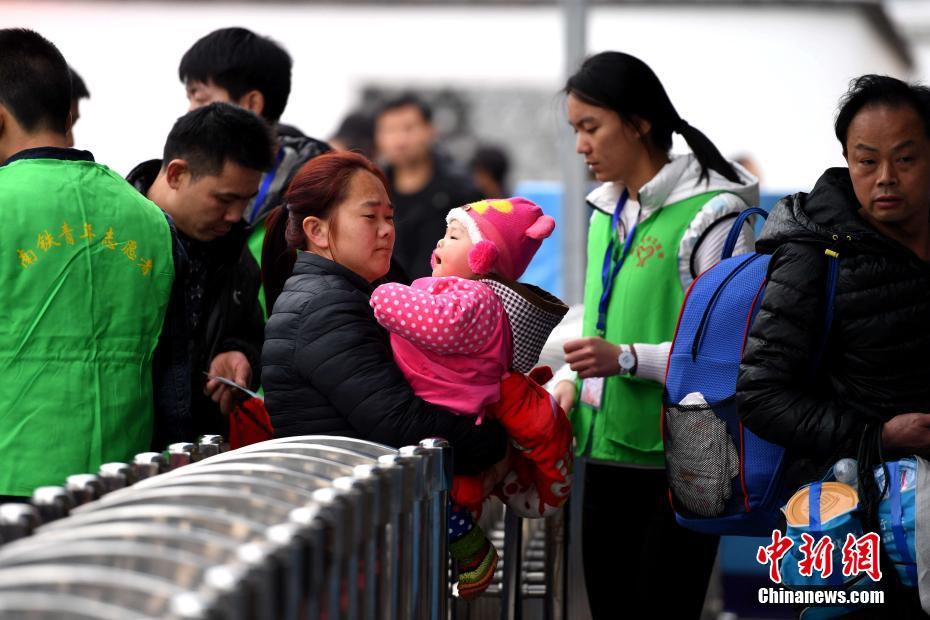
[261,204,297,314]
[674,118,742,185]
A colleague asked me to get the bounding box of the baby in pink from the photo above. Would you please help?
[370,197,562,599]
[370,197,554,418]
[372,277,511,416]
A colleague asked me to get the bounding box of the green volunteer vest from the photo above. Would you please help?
[247,223,268,318]
[573,191,721,467]
[0,158,174,496]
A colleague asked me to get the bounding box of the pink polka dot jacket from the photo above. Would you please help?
[370,276,513,416]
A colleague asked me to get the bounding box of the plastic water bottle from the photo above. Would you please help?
[833,458,858,490]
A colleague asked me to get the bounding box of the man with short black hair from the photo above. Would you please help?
[179,27,329,314]
[375,93,482,279]
[0,29,174,498]
[128,103,274,443]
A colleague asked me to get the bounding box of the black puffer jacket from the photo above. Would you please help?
[737,167,930,471]
[262,252,507,474]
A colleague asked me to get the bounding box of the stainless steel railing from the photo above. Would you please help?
[0,434,566,620]
[0,435,452,620]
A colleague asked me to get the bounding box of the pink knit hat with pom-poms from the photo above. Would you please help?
[445,197,556,281]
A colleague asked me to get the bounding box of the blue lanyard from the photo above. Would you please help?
[597,190,637,335]
[248,146,285,223]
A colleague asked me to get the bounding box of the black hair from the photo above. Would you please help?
[0,29,71,134]
[162,103,275,177]
[178,27,292,123]
[835,74,930,154]
[331,111,375,158]
[376,92,433,124]
[470,145,510,186]
[565,51,741,185]
[69,66,89,100]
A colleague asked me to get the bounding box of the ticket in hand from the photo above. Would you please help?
[204,373,263,401]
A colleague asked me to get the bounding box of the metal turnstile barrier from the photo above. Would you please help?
[0,433,564,620]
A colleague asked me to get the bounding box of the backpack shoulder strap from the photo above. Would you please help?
[721,207,768,260]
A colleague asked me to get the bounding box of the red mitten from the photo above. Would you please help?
[451,474,487,516]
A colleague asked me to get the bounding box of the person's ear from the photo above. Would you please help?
[302,216,330,250]
[238,90,266,118]
[165,159,191,190]
[630,116,652,139]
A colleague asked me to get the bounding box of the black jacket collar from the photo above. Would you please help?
[126,158,161,195]
[293,251,374,295]
[2,146,94,167]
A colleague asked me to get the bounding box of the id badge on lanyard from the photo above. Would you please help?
[581,190,638,410]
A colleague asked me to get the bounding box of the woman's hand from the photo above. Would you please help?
[563,337,620,379]
[553,380,577,415]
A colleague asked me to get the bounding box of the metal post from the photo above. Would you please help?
[377,453,406,620]
[312,488,346,620]
[0,504,39,543]
[288,504,329,620]
[202,564,251,620]
[195,435,225,462]
[544,511,566,620]
[500,507,524,620]
[65,474,106,506]
[167,442,195,470]
[352,465,383,620]
[97,463,130,493]
[398,446,429,619]
[30,486,73,524]
[131,452,166,480]
[559,0,589,305]
[419,438,451,620]
[332,477,363,620]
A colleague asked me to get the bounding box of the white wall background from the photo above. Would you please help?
[1,1,911,193]
[888,0,930,82]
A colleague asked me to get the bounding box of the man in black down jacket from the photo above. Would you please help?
[738,76,930,614]
[263,250,507,476]
[129,104,274,444]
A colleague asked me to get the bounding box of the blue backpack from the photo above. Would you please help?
[662,207,840,536]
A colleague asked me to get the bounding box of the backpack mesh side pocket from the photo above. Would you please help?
[664,399,740,517]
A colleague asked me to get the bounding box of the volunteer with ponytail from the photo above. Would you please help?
[553,51,759,617]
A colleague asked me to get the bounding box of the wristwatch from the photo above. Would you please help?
[617,344,638,376]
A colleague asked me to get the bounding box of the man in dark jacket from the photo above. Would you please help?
[738,75,930,615]
[128,103,275,444]
[375,94,482,280]
[179,27,330,314]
